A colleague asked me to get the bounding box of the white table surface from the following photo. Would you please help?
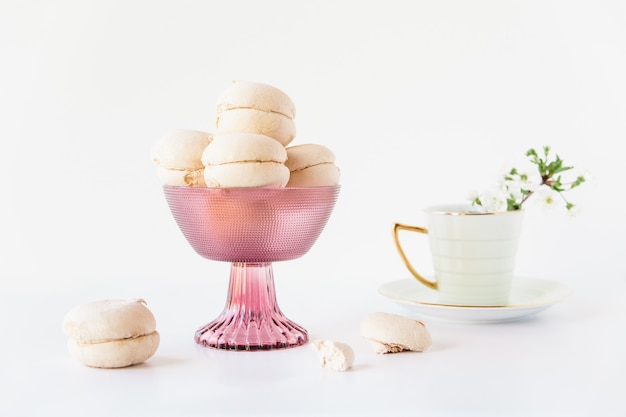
[1,273,625,417]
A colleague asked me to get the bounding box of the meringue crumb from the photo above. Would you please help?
[312,340,354,372]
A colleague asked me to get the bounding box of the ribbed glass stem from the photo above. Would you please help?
[194,262,308,350]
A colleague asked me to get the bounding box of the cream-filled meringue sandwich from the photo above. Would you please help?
[151,129,212,187]
[201,132,290,188]
[285,144,340,187]
[62,299,160,368]
[215,80,296,147]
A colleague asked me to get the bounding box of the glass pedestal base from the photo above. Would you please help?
[194,262,308,351]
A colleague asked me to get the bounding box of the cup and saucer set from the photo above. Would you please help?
[384,204,571,324]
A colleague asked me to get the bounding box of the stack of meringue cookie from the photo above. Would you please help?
[152,80,340,188]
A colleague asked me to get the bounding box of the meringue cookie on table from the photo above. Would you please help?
[62,299,160,368]
[360,312,432,354]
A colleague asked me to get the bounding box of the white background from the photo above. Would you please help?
[1,1,625,416]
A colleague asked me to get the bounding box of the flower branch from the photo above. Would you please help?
[471,146,588,213]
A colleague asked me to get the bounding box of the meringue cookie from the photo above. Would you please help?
[216,107,296,147]
[62,299,160,368]
[202,132,289,188]
[360,312,432,354]
[216,80,296,119]
[285,144,340,187]
[151,129,213,187]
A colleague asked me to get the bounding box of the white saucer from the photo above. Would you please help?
[378,277,571,323]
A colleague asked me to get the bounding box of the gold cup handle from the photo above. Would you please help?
[392,223,438,290]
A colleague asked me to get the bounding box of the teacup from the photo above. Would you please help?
[393,204,524,306]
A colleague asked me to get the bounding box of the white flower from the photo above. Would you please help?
[478,186,509,212]
[518,170,539,192]
[469,146,588,213]
[533,186,561,211]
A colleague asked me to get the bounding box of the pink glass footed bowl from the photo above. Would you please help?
[163,185,340,351]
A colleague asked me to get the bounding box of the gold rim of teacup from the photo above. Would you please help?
[424,204,523,216]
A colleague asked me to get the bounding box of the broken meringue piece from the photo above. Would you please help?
[360,312,432,354]
[311,340,354,371]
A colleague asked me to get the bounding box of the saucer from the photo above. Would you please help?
[378,277,571,323]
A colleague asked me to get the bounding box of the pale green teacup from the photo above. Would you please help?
[393,204,524,306]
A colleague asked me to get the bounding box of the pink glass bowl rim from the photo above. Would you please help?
[163,185,340,263]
